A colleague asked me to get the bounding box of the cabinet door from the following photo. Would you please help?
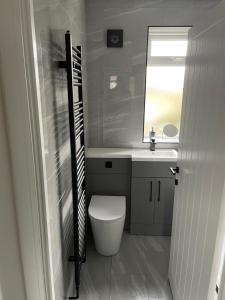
[131,178,155,225]
[154,178,175,225]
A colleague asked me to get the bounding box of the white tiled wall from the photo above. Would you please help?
[33,1,87,299]
[86,0,220,148]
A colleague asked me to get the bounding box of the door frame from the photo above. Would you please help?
[0,0,53,299]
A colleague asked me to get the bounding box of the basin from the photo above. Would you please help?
[132,149,177,161]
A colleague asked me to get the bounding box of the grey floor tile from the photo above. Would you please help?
[110,272,149,300]
[111,234,170,280]
[79,247,111,300]
[111,233,148,276]
[137,235,170,280]
[80,233,173,300]
[147,280,173,300]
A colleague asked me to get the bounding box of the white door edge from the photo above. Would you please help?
[0,0,54,299]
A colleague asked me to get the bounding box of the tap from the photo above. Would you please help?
[150,139,156,151]
[149,128,156,151]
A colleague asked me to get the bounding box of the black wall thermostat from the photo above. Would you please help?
[107,29,123,48]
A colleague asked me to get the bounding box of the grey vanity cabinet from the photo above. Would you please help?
[131,178,155,225]
[154,178,174,225]
[130,162,176,235]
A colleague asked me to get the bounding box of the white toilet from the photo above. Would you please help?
[88,195,126,256]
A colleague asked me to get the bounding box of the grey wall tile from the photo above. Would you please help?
[86,0,209,148]
[33,0,87,299]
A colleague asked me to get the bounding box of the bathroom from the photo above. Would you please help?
[1,0,225,300]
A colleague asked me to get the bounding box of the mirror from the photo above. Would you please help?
[163,124,178,138]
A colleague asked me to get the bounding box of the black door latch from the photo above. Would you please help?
[170,166,180,175]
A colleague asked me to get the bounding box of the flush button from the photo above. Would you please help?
[105,161,112,168]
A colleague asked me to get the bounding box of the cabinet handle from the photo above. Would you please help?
[157,181,161,202]
[149,181,153,202]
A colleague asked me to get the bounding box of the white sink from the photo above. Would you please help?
[132,149,177,161]
[86,148,178,162]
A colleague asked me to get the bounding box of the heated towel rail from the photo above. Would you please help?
[58,31,87,299]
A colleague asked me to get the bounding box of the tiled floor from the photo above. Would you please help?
[79,232,173,300]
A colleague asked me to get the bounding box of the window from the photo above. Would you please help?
[143,27,190,143]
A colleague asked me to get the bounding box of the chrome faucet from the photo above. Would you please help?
[149,128,156,151]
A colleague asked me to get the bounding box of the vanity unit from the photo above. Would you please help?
[86,148,177,235]
[131,161,175,235]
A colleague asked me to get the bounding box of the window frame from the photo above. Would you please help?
[142,26,191,144]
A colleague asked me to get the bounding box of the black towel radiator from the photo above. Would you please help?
[58,31,87,299]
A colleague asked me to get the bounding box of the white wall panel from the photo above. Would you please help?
[169,12,225,300]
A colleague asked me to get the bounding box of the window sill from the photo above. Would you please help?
[143,138,179,144]
[143,139,179,150]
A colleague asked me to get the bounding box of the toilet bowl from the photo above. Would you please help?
[88,195,126,256]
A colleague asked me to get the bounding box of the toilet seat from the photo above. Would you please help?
[88,195,126,223]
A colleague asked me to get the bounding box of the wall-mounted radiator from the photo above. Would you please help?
[58,31,87,299]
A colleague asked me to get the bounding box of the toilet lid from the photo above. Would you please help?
[88,195,126,221]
